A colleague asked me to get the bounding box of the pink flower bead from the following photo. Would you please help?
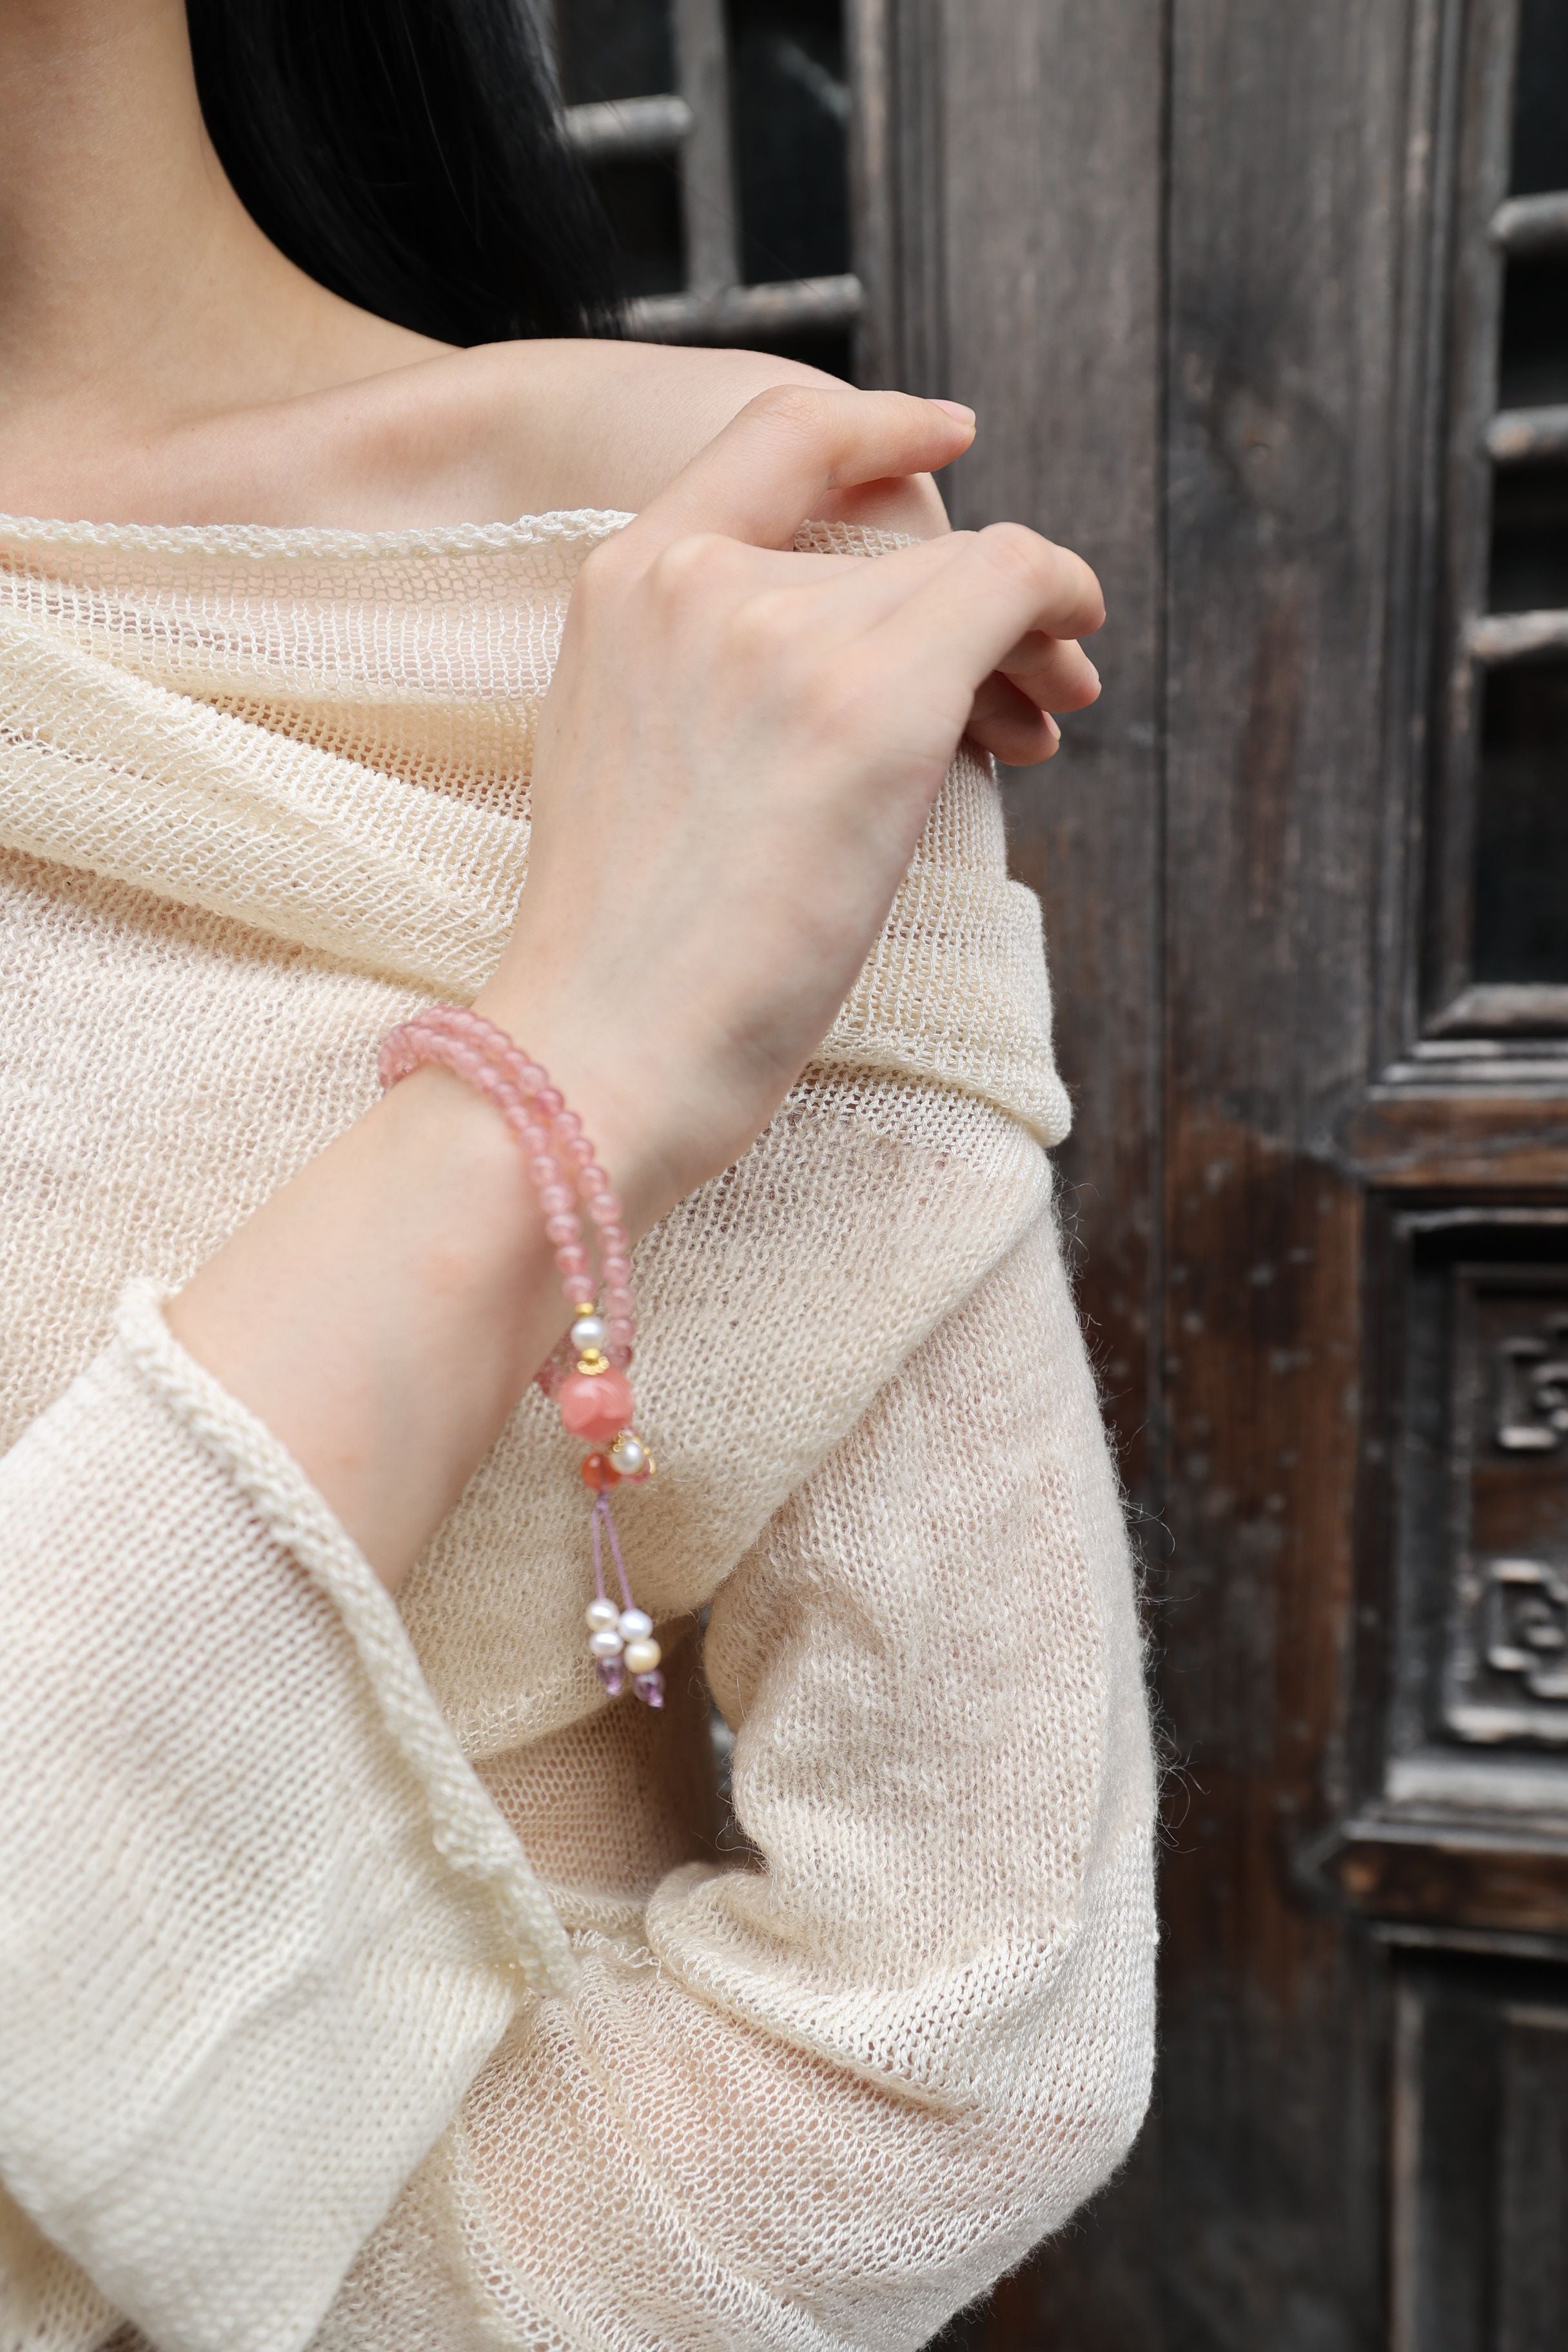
[544,1213,580,1246]
[557,1367,634,1444]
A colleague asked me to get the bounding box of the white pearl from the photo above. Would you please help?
[618,1607,653,1642]
[623,1636,661,1674]
[585,1598,620,1633]
[609,1433,646,1477]
[570,1313,608,1353]
[589,1627,625,1661]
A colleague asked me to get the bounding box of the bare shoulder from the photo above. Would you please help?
[52,334,955,534]
[339,337,952,537]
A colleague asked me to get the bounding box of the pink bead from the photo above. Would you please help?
[596,1656,626,1698]
[380,1013,648,1425]
[632,1671,665,1709]
[556,1367,634,1444]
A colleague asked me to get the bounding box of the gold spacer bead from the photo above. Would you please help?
[576,1349,609,1376]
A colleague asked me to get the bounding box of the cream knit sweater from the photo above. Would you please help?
[0,509,1156,2352]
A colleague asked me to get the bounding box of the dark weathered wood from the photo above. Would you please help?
[672,0,740,293]
[928,0,1166,1505]
[564,93,692,163]
[875,3,1168,2340]
[1318,1831,1568,1936]
[1155,0,1418,2340]
[1469,607,1568,661]
[626,273,863,342]
[1492,188,1568,255]
[1422,0,1522,1016]
[846,0,896,385]
[1485,403,1568,464]
[1390,1957,1568,2352]
[1344,1093,1568,1186]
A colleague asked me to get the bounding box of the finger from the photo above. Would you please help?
[868,523,1106,692]
[966,674,1063,766]
[996,628,1102,714]
[623,385,975,556]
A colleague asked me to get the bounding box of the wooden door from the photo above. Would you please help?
[551,2,1568,2340]
[866,0,1568,2344]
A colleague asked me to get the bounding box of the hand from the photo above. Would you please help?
[481,385,1103,1231]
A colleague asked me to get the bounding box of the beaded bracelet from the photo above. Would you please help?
[378,1004,665,1708]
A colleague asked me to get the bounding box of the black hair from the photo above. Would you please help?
[186,0,622,346]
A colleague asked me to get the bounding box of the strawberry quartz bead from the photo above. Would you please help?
[558,1367,634,1444]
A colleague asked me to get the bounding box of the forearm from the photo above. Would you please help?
[166,1001,656,1598]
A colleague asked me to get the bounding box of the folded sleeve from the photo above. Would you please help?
[0,1284,573,2352]
[340,1191,1159,2352]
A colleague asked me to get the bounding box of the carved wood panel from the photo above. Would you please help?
[1449,1266,1568,1741]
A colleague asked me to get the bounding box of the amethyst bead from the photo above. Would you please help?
[595,1656,626,1697]
[632,1671,665,1709]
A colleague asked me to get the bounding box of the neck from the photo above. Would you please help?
[0,0,439,490]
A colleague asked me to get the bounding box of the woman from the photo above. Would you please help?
[0,1,1156,2346]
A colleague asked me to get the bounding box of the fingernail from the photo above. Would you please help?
[1044,713,1062,744]
[930,399,976,424]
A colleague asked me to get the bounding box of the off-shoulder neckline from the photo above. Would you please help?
[0,508,635,560]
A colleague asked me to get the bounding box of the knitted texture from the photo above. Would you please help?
[0,510,1156,2352]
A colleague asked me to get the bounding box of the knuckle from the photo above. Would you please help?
[976,525,1106,632]
[647,531,729,605]
[977,520,1049,583]
[743,381,836,440]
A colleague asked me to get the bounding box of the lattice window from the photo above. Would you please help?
[543,0,863,380]
[1428,0,1568,1028]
